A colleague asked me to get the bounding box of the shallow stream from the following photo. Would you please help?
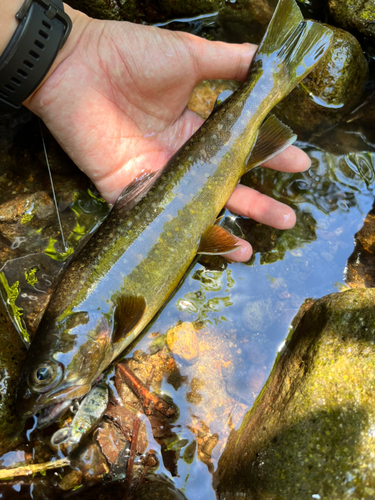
[0,5,374,499]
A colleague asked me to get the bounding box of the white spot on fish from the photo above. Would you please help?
[217,124,223,131]
[228,114,234,120]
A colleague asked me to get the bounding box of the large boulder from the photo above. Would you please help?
[214,287,375,499]
[275,24,368,137]
[328,0,375,56]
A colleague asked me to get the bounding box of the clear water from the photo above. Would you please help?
[0,6,374,500]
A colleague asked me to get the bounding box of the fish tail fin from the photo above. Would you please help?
[253,0,333,95]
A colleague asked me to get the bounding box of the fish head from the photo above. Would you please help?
[16,309,113,427]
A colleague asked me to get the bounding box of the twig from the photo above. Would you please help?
[0,457,70,480]
[124,414,141,500]
[117,363,176,418]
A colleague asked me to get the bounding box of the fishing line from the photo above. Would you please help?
[38,118,67,251]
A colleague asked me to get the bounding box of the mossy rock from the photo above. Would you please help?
[214,288,375,499]
[0,290,27,455]
[274,24,368,137]
[65,0,224,23]
[328,0,375,56]
[215,0,276,45]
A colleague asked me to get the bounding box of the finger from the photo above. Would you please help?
[226,184,296,229]
[183,33,257,82]
[262,145,311,172]
[225,237,253,262]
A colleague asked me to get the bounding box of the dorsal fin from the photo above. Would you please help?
[245,115,296,171]
[198,224,240,255]
[112,296,147,344]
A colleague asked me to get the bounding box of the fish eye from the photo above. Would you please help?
[28,361,64,393]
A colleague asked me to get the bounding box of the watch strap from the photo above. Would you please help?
[0,0,72,112]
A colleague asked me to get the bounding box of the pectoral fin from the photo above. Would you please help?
[51,426,73,446]
[245,115,297,172]
[198,224,240,255]
[114,171,157,212]
[112,296,147,344]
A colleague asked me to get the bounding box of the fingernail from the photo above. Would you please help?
[302,158,312,171]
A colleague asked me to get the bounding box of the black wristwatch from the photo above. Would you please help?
[0,0,72,113]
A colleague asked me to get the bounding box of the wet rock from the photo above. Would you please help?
[345,203,375,288]
[275,25,368,137]
[214,288,375,499]
[166,322,200,361]
[296,0,326,20]
[0,290,27,455]
[188,80,240,120]
[0,191,54,242]
[137,473,189,500]
[66,0,223,23]
[59,469,83,491]
[215,0,276,45]
[328,0,375,56]
[69,439,109,481]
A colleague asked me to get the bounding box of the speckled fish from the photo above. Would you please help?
[16,0,332,427]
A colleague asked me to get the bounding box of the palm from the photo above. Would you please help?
[35,21,209,203]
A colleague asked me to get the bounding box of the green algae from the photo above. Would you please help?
[44,237,74,262]
[24,268,38,287]
[0,272,29,343]
[20,213,34,225]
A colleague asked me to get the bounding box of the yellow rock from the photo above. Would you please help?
[167,322,199,361]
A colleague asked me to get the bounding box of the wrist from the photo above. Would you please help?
[23,3,91,109]
[0,0,25,54]
[0,1,91,111]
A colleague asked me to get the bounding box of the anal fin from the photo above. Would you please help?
[245,115,297,172]
[198,224,240,255]
[112,296,147,344]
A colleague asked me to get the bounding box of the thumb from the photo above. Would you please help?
[182,34,257,82]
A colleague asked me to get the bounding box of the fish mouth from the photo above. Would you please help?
[17,383,92,424]
[37,399,73,429]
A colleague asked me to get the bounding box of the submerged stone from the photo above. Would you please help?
[328,0,375,57]
[275,25,368,136]
[166,321,200,361]
[214,288,375,499]
[345,202,375,288]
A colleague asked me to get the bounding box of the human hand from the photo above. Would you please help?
[25,5,310,262]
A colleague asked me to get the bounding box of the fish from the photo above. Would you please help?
[50,382,108,446]
[16,0,332,427]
